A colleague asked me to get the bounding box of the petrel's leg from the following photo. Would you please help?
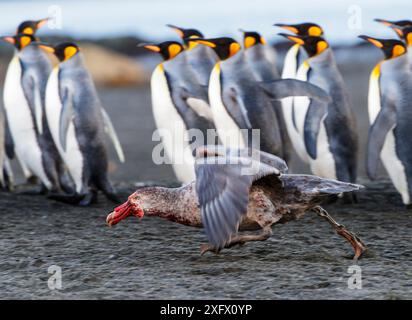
[200,227,273,256]
[313,206,366,260]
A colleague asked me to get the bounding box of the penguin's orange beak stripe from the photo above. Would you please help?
[391,27,404,38]
[277,25,299,34]
[364,37,383,48]
[2,36,15,44]
[143,45,161,52]
[375,19,393,26]
[38,44,55,53]
[284,35,305,45]
[36,18,49,29]
[167,25,185,38]
[192,40,216,48]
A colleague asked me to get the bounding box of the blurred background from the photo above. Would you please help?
[1,0,412,184]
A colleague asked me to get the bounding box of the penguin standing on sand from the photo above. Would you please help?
[1,33,70,193]
[360,36,412,206]
[240,29,291,162]
[274,23,324,163]
[143,41,215,184]
[37,42,122,205]
[279,34,358,191]
[190,37,330,156]
[166,24,217,87]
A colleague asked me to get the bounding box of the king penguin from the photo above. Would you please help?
[1,32,71,193]
[274,23,324,163]
[360,35,412,206]
[374,19,412,69]
[190,37,330,157]
[239,29,291,162]
[166,24,217,87]
[37,42,123,205]
[279,34,358,193]
[142,41,216,184]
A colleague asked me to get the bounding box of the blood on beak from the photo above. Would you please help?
[106,193,144,227]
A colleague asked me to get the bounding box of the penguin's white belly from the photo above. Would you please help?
[368,71,409,204]
[45,67,84,193]
[309,117,337,180]
[289,62,311,162]
[3,56,51,188]
[151,65,195,184]
[209,64,245,149]
[281,45,308,163]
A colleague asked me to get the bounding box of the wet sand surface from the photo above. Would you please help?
[1,57,412,299]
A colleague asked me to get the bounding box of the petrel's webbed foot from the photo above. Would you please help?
[200,244,221,255]
[314,206,366,260]
[200,227,272,255]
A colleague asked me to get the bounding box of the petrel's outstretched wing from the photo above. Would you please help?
[195,147,286,249]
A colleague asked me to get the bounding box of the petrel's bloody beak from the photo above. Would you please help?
[106,192,144,226]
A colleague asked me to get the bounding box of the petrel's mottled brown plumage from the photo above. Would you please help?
[107,147,366,259]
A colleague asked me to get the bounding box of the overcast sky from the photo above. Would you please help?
[0,0,410,44]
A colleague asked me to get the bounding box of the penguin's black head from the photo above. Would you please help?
[166,24,204,48]
[401,26,412,47]
[274,22,323,37]
[17,18,49,35]
[189,37,241,60]
[140,41,184,61]
[279,33,329,57]
[374,19,412,40]
[35,42,80,62]
[239,29,266,49]
[1,33,36,51]
[359,35,407,60]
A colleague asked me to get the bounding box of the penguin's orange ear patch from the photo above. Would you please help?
[308,26,323,36]
[392,44,406,58]
[260,37,267,45]
[187,35,200,49]
[64,46,78,60]
[229,42,241,57]
[168,43,182,59]
[244,36,256,48]
[407,33,412,47]
[20,35,32,48]
[22,27,34,35]
[316,40,328,54]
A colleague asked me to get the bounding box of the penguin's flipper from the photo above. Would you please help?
[259,79,331,103]
[178,87,213,121]
[101,107,125,163]
[5,119,14,159]
[33,81,43,135]
[303,99,328,159]
[22,75,43,134]
[59,89,74,152]
[366,101,396,180]
[222,87,252,129]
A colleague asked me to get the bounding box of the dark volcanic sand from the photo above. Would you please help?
[1,56,412,299]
